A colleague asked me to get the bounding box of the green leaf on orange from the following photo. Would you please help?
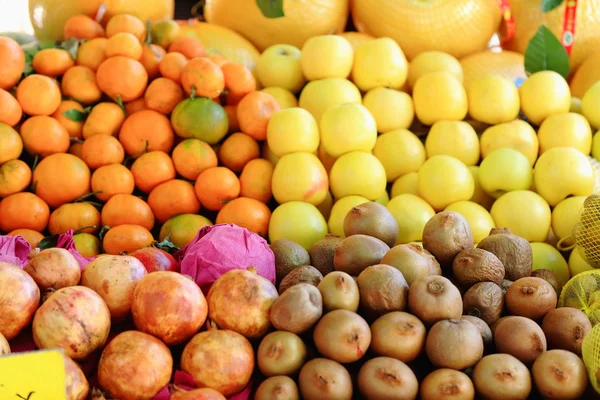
[256,0,285,18]
[541,0,564,12]
[63,109,88,122]
[524,25,570,79]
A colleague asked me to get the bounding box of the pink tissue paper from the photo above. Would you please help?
[0,234,32,268]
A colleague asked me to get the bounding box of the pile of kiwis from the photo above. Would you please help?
[257,203,594,400]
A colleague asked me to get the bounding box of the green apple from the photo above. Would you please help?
[533,147,595,207]
[351,37,408,92]
[479,148,533,198]
[256,44,306,93]
[300,35,354,81]
[592,131,600,161]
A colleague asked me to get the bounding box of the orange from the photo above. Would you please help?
[7,229,44,248]
[158,214,213,248]
[194,166,240,211]
[20,116,70,157]
[102,224,154,255]
[73,233,101,258]
[105,14,146,42]
[221,62,256,96]
[125,98,148,115]
[236,91,280,140]
[0,160,31,198]
[144,77,184,115]
[80,134,125,169]
[82,102,126,139]
[130,151,176,193]
[168,37,206,59]
[69,142,84,159]
[0,192,50,233]
[97,56,149,102]
[158,51,187,82]
[171,138,218,180]
[225,91,245,106]
[48,202,101,235]
[101,194,155,230]
[218,132,260,172]
[76,37,108,71]
[0,36,25,90]
[140,44,166,80]
[223,105,239,132]
[216,197,271,237]
[119,109,175,156]
[32,48,75,77]
[52,100,85,139]
[207,54,229,67]
[91,164,135,202]
[61,65,103,105]
[0,123,23,164]
[32,153,91,208]
[0,88,22,127]
[147,179,201,223]
[170,97,229,143]
[180,57,225,98]
[105,32,143,60]
[63,15,105,40]
[16,74,61,116]
[239,158,274,204]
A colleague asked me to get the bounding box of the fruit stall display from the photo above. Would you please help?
[1,0,600,398]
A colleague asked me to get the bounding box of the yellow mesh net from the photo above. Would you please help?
[558,269,600,325]
[572,195,600,267]
[582,322,600,394]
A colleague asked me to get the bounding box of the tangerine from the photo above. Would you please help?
[76,37,108,71]
[218,132,260,172]
[0,88,22,127]
[82,102,126,139]
[239,158,274,204]
[168,37,206,59]
[158,214,213,248]
[103,224,154,255]
[0,160,31,198]
[20,116,70,157]
[48,202,101,235]
[63,15,105,40]
[216,197,271,237]
[119,109,175,156]
[221,62,257,96]
[0,36,25,90]
[158,52,187,82]
[130,151,176,193]
[223,105,239,132]
[170,97,228,144]
[32,48,75,77]
[147,179,201,223]
[52,100,85,139]
[69,142,84,159]
[32,153,91,208]
[101,194,155,231]
[180,57,225,98]
[16,74,61,116]
[140,44,166,80]
[171,138,218,180]
[96,56,148,102]
[61,65,103,105]
[194,166,240,211]
[124,98,148,115]
[207,54,229,67]
[105,32,143,60]
[236,91,281,140]
[0,192,50,232]
[80,134,125,169]
[91,164,135,202]
[73,233,101,257]
[7,229,44,248]
[144,77,184,115]
[105,14,146,42]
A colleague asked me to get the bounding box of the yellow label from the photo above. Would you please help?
[0,349,66,400]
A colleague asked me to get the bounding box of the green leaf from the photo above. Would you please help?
[38,39,57,49]
[60,37,80,59]
[524,25,570,79]
[23,63,34,77]
[38,234,59,249]
[153,235,180,254]
[145,20,153,45]
[541,0,564,12]
[63,109,88,122]
[256,0,285,18]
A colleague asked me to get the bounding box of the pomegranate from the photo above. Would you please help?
[24,248,81,291]
[32,286,111,359]
[132,271,207,345]
[181,328,255,397]
[98,330,173,400]
[130,247,179,273]
[170,386,227,400]
[0,332,10,355]
[81,255,147,322]
[206,267,278,339]
[64,354,90,400]
[0,261,40,340]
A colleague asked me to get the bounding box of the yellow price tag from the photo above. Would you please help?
[0,349,66,400]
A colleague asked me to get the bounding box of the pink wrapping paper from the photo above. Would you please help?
[0,234,32,268]
[55,230,95,269]
[174,224,275,293]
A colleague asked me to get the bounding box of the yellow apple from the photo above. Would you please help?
[256,44,306,93]
[478,148,533,198]
[300,35,354,81]
[352,37,408,92]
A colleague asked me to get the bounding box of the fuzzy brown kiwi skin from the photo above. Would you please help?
[462,282,504,325]
[356,264,409,319]
[462,315,493,350]
[505,277,557,320]
[357,356,419,400]
[270,283,323,334]
[255,376,300,400]
[541,307,592,356]
[531,269,562,296]
[472,353,532,400]
[501,279,513,294]
[494,316,547,365]
[343,202,400,247]
[333,234,390,276]
[420,368,475,400]
[308,234,342,276]
[298,358,353,400]
[477,227,532,281]
[532,349,589,400]
[425,319,484,370]
[452,248,505,288]
[422,211,474,266]
[278,265,323,294]
[408,275,463,326]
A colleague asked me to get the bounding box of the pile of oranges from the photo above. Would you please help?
[0,13,282,256]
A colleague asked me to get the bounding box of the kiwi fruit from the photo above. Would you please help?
[343,201,400,247]
[494,316,547,365]
[308,234,342,276]
[257,331,307,377]
[452,248,504,288]
[298,358,353,400]
[505,276,557,320]
[0,332,9,355]
[420,368,475,400]
[271,239,312,285]
[472,354,531,400]
[425,319,484,370]
[356,264,409,318]
[531,269,562,296]
[312,309,371,364]
[357,357,419,400]
[461,315,493,350]
[489,315,513,336]
[255,376,300,400]
[501,279,513,294]
[333,234,390,276]
[380,243,441,285]
[462,282,504,325]
[278,265,323,294]
[541,307,592,356]
[532,349,588,400]
[317,271,360,312]
[477,227,532,281]
[422,211,474,265]
[270,283,323,334]
[408,275,463,325]
[370,311,426,363]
